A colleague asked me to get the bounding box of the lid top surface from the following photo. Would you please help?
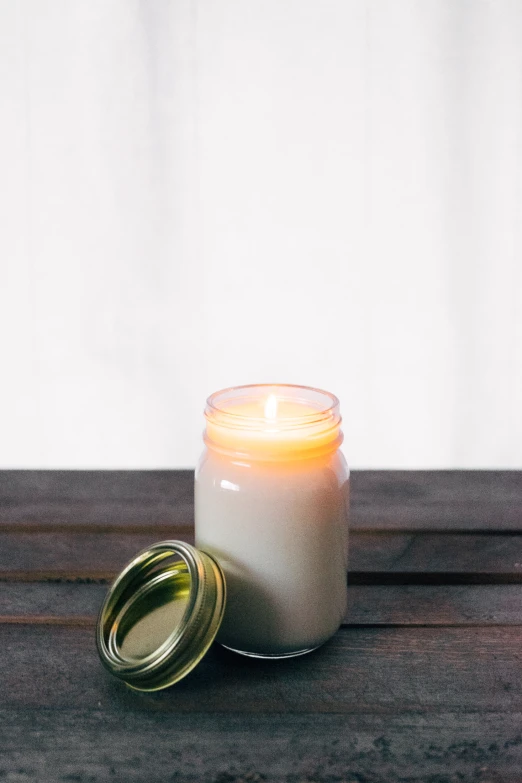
[111,566,191,662]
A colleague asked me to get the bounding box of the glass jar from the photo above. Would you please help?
[195,384,349,659]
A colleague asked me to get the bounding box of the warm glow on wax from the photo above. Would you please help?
[204,386,342,460]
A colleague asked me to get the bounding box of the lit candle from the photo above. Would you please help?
[195,384,349,658]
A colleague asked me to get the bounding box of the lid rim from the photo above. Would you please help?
[96,540,226,690]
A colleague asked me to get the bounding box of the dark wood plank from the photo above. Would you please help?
[0,470,193,531]
[1,470,520,532]
[0,531,188,580]
[1,530,522,581]
[351,532,522,576]
[0,582,107,624]
[3,582,522,627]
[351,470,522,531]
[1,708,521,783]
[344,584,522,626]
[2,624,521,714]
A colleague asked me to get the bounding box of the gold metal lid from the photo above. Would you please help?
[96,540,226,691]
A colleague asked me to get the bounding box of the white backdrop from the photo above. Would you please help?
[1,0,521,468]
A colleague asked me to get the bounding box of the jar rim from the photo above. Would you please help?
[205,383,340,430]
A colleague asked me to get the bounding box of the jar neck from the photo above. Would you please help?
[203,427,343,461]
[203,384,343,462]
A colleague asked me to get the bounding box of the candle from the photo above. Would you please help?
[195,384,349,658]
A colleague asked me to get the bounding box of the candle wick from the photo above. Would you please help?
[264,394,278,420]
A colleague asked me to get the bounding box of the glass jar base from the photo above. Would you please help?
[221,644,320,660]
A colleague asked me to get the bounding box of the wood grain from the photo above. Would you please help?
[1,530,522,582]
[1,709,521,783]
[3,582,522,627]
[344,584,522,626]
[1,470,520,531]
[351,470,522,531]
[2,624,522,713]
[0,470,193,531]
[1,470,520,782]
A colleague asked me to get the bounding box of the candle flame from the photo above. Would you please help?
[264,394,278,420]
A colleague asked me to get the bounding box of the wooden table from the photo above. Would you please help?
[1,470,521,782]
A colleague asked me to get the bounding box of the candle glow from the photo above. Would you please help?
[203,384,343,460]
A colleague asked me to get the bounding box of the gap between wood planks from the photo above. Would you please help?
[3,571,522,584]
[1,524,521,534]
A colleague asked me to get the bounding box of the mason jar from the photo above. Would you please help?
[195,383,349,659]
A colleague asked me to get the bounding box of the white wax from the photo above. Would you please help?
[195,449,349,656]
